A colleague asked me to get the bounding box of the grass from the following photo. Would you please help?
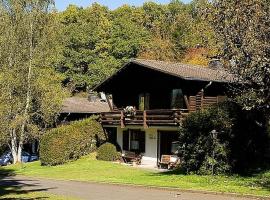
[0,186,77,200]
[3,154,270,198]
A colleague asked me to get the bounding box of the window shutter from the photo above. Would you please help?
[139,131,146,153]
[123,130,129,151]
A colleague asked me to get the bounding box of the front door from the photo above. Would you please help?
[157,131,179,161]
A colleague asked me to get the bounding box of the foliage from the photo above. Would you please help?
[180,102,270,174]
[182,47,210,66]
[5,155,270,197]
[57,1,217,92]
[40,118,105,166]
[229,108,270,173]
[209,0,270,114]
[0,0,68,163]
[179,103,233,175]
[207,1,270,172]
[96,143,120,161]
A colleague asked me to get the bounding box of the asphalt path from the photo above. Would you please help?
[0,176,265,200]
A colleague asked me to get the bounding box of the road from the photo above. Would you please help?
[0,176,264,200]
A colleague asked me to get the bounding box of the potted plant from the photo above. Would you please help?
[124,106,136,120]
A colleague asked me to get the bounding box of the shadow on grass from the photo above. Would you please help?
[0,167,55,200]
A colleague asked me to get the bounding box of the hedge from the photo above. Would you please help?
[40,117,105,166]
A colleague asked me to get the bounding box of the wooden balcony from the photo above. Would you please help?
[100,109,189,128]
[100,94,225,128]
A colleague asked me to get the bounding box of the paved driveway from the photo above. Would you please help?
[0,176,264,200]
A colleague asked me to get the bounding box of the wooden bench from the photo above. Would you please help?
[158,155,180,169]
[122,151,142,165]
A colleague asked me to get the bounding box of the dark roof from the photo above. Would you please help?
[94,59,233,91]
[61,97,110,114]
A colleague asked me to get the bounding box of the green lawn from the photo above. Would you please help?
[0,186,77,200]
[3,154,270,198]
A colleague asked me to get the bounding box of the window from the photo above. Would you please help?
[139,93,150,110]
[122,129,145,153]
[171,89,184,109]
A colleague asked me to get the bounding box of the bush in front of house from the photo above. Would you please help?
[179,103,233,175]
[179,101,270,175]
[96,143,120,161]
[40,117,105,166]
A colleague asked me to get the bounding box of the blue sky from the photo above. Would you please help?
[55,0,192,11]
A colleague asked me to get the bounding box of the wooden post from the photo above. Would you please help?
[173,111,179,124]
[143,110,148,129]
[121,111,125,128]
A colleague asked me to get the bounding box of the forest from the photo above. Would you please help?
[57,0,216,93]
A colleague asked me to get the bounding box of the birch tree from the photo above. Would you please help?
[0,0,67,163]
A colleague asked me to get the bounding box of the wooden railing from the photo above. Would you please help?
[100,109,189,128]
[189,95,225,112]
[100,95,225,128]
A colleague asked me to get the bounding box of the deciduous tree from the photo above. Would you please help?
[0,0,67,163]
[210,0,270,114]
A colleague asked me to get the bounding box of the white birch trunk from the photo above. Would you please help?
[10,129,18,164]
[17,16,34,163]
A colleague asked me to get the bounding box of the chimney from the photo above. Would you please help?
[88,91,98,102]
[209,59,223,70]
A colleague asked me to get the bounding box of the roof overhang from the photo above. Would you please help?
[93,59,232,92]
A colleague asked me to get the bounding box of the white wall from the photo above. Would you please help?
[113,126,179,166]
[117,127,123,149]
[116,126,158,166]
[142,128,157,166]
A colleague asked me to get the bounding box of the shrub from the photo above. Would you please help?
[96,143,120,161]
[179,103,233,175]
[179,102,270,175]
[40,117,105,166]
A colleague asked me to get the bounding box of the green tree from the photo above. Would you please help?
[58,4,113,92]
[209,0,270,114]
[179,104,233,174]
[208,0,270,142]
[0,0,67,163]
[57,1,217,91]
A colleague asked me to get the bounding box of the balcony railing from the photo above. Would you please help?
[100,109,189,128]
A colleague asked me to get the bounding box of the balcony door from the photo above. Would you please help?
[171,89,184,109]
[139,93,150,110]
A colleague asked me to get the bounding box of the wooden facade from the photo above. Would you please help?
[94,60,228,127]
[93,59,231,166]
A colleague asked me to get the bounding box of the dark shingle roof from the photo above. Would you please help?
[93,59,234,91]
[61,97,110,114]
[132,59,233,82]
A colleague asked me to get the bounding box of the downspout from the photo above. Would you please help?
[204,81,213,90]
[199,81,213,110]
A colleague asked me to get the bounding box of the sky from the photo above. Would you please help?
[55,0,192,11]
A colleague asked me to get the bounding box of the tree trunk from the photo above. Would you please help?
[10,129,18,164]
[17,16,34,164]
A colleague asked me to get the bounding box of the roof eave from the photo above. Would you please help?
[93,59,231,92]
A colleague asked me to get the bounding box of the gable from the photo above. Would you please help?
[93,59,233,93]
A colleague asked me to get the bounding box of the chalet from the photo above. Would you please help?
[94,59,233,167]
